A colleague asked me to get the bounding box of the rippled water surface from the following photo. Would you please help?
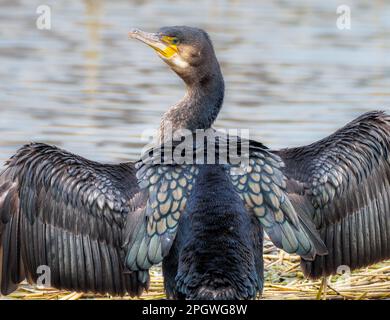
[1,0,390,164]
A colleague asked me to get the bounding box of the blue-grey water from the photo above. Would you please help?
[1,0,390,165]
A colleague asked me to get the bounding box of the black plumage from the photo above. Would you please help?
[0,143,148,295]
[275,111,390,278]
[0,26,390,300]
[164,165,264,300]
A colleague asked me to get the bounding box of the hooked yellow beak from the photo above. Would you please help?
[129,28,178,59]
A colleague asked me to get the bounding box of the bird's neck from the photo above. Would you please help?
[159,68,224,142]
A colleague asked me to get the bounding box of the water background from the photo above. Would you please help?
[1,0,390,164]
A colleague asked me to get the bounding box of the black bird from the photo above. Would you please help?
[0,26,389,300]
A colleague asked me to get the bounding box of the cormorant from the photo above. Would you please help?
[0,26,389,299]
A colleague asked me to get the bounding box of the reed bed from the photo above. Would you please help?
[4,240,390,300]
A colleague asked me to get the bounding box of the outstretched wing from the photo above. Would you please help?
[228,146,327,260]
[0,143,148,296]
[276,111,390,278]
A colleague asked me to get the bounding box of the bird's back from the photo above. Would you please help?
[162,164,264,300]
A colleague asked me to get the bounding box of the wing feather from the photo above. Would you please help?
[124,161,197,270]
[0,143,148,295]
[276,111,390,277]
[228,148,327,260]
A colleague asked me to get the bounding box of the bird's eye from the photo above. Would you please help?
[171,37,179,45]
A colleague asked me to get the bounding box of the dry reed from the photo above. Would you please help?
[4,240,390,300]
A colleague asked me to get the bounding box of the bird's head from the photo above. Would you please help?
[129,26,220,85]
